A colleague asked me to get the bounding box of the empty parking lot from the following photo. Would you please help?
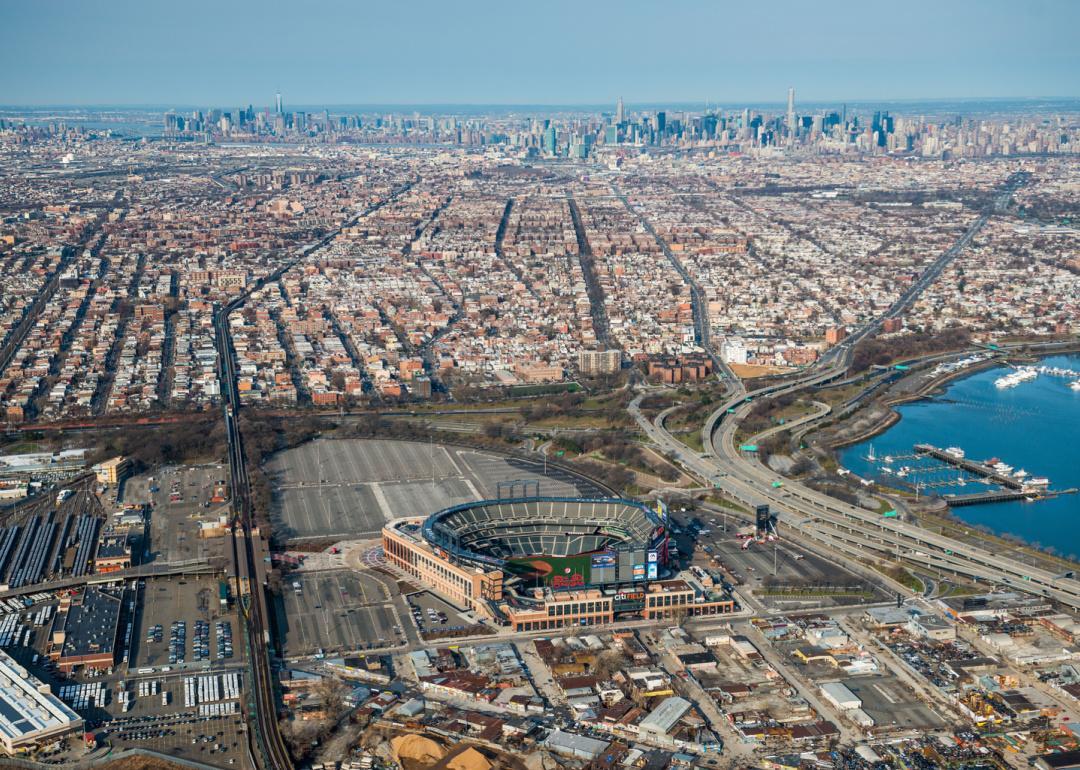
[275,570,403,658]
[843,675,946,729]
[267,438,603,540]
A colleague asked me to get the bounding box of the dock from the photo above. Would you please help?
[943,488,1077,508]
[914,443,1074,506]
[914,444,1024,491]
[943,490,1033,507]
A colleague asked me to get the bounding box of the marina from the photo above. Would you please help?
[839,353,1080,555]
[994,363,1080,390]
[861,441,1068,505]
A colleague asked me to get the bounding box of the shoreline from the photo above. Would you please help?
[812,347,1080,565]
[821,346,1079,451]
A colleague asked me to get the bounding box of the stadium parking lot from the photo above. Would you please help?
[276,570,404,658]
[406,590,472,635]
[267,438,602,541]
[672,513,888,609]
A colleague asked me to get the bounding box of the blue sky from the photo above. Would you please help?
[1,0,1077,106]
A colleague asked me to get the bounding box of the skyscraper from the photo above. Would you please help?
[543,125,557,155]
[275,91,283,116]
[786,87,796,135]
[615,96,624,124]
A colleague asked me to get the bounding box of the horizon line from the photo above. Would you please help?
[2,95,1079,112]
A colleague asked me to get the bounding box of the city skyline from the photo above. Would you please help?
[3,2,1080,766]
[1,0,1078,106]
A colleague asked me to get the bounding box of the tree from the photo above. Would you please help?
[590,648,628,680]
[314,677,350,721]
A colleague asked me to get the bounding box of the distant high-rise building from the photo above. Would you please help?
[786,86,796,135]
[542,125,557,155]
[656,111,666,134]
[275,91,283,116]
[616,96,625,124]
[578,349,621,376]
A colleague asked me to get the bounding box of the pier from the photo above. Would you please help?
[943,490,1033,507]
[943,488,1077,507]
[914,443,1024,491]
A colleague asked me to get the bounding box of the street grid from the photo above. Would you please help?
[267,438,600,540]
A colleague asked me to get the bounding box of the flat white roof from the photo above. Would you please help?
[0,651,81,747]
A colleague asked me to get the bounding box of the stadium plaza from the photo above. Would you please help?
[382,496,737,632]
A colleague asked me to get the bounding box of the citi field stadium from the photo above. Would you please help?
[382,496,736,631]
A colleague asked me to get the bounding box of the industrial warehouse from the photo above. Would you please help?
[0,649,83,754]
[382,496,737,631]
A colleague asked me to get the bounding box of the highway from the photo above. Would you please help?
[634,381,1080,610]
[705,391,1080,609]
[628,169,1080,610]
[817,170,1028,366]
[215,183,415,770]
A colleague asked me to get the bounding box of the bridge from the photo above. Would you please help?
[0,559,221,601]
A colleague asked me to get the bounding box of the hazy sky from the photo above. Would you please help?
[1,0,1077,106]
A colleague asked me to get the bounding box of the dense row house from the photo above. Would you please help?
[1,134,1076,423]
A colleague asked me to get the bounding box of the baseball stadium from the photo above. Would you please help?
[382,496,737,631]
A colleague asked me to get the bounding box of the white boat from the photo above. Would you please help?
[994,367,1038,389]
[1013,469,1029,479]
[945,447,965,459]
[1071,380,1080,391]
[1027,477,1051,487]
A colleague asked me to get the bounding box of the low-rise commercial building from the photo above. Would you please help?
[49,586,124,672]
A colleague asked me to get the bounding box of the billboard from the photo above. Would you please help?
[647,563,659,580]
[647,550,658,563]
[591,552,617,568]
[755,504,771,534]
[632,564,646,580]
